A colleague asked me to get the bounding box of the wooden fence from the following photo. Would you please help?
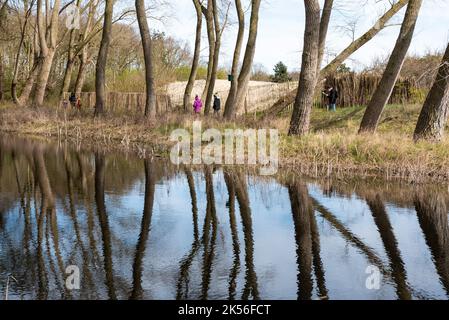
[65,74,422,115]
[168,81,297,115]
[62,92,173,114]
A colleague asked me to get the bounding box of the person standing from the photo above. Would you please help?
[326,86,339,112]
[213,93,221,115]
[193,95,203,115]
[69,92,77,109]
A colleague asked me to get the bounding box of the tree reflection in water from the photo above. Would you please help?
[1,136,449,300]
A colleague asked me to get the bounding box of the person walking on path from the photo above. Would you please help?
[193,95,203,115]
[213,93,221,115]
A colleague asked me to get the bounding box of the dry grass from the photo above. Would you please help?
[1,103,448,183]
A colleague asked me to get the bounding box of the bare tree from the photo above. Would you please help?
[136,0,156,118]
[204,0,230,115]
[0,0,7,101]
[60,0,82,102]
[74,0,99,95]
[183,0,203,111]
[359,0,422,133]
[201,0,215,101]
[414,42,449,142]
[288,0,321,135]
[95,0,114,116]
[33,0,61,107]
[223,0,244,119]
[267,0,409,117]
[223,0,262,118]
[11,0,35,103]
[317,0,333,75]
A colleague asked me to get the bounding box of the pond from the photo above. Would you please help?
[0,135,448,300]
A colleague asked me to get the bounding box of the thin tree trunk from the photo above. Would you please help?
[0,54,3,101]
[12,1,33,104]
[95,0,114,116]
[183,0,203,111]
[223,0,244,119]
[288,0,321,136]
[202,1,215,101]
[359,0,422,133]
[59,28,78,100]
[74,0,97,96]
[74,54,87,95]
[136,0,156,118]
[230,0,262,117]
[316,0,333,75]
[414,42,449,141]
[204,0,222,115]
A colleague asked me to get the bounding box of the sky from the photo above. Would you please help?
[150,0,449,73]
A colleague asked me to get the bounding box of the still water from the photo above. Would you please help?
[0,135,448,300]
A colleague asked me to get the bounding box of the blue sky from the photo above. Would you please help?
[150,0,449,73]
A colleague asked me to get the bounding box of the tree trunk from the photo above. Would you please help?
[33,0,61,107]
[59,30,77,101]
[359,0,422,133]
[204,0,222,115]
[74,53,87,95]
[288,0,321,136]
[12,17,29,103]
[74,0,97,96]
[33,49,56,107]
[223,0,244,119]
[95,0,114,116]
[230,0,262,117]
[0,54,3,101]
[183,0,203,111]
[414,42,449,141]
[201,1,215,101]
[316,0,333,75]
[136,0,156,118]
[17,60,41,106]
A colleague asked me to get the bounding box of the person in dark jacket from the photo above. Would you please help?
[324,86,339,111]
[69,92,77,108]
[213,93,221,115]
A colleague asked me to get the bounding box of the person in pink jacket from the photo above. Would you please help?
[193,95,203,114]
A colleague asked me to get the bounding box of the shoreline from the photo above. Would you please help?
[1,104,448,184]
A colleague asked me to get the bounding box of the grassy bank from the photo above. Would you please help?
[1,102,448,183]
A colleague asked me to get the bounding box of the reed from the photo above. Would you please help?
[1,103,448,183]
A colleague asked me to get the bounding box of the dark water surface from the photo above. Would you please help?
[0,135,449,300]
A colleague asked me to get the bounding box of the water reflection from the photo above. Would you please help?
[1,135,449,300]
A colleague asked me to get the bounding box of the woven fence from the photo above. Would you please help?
[314,74,422,108]
[62,92,173,114]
